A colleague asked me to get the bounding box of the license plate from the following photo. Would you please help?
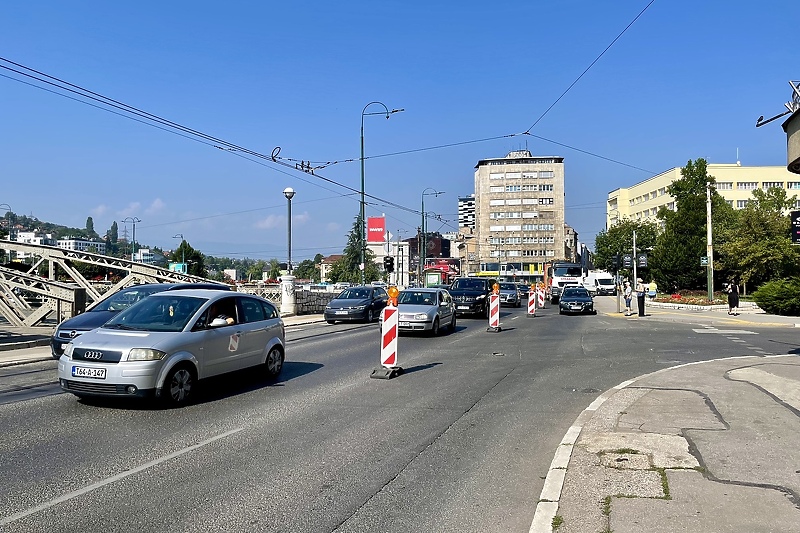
[72,366,107,380]
[457,306,469,310]
[335,310,348,315]
[399,321,410,327]
[571,305,581,309]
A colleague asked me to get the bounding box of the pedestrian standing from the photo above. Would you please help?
[726,281,740,316]
[623,281,633,316]
[636,278,646,317]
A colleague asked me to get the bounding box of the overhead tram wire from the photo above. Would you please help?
[0,59,423,218]
[523,0,657,134]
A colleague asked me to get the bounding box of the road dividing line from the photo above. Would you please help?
[0,427,245,526]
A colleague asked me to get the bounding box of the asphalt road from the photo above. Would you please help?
[1,300,798,532]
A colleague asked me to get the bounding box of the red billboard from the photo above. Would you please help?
[367,216,386,243]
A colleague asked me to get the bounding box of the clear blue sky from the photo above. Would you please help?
[1,1,796,262]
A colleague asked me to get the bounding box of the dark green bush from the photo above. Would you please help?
[752,278,800,316]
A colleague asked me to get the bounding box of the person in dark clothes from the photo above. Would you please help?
[636,278,646,317]
[726,281,740,315]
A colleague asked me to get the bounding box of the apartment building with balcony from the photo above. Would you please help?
[607,163,800,228]
[474,150,567,282]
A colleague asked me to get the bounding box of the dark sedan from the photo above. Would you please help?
[324,286,389,324]
[558,286,596,315]
[50,282,231,358]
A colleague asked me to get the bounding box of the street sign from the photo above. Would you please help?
[622,253,633,268]
[791,211,800,244]
[700,256,709,266]
[637,253,648,268]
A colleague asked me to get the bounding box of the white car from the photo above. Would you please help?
[57,289,285,406]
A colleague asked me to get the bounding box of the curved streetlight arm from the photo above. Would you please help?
[359,101,403,285]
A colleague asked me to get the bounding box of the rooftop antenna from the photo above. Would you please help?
[737,147,740,166]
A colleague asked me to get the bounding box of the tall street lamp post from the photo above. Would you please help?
[360,101,403,284]
[0,203,11,262]
[283,187,295,275]
[172,233,185,273]
[420,188,444,283]
[123,216,141,262]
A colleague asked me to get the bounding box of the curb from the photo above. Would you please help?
[0,338,51,352]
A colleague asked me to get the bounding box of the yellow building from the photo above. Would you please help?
[607,163,800,228]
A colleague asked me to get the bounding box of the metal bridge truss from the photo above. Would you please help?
[0,241,215,327]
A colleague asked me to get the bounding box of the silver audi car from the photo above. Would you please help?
[57,289,285,406]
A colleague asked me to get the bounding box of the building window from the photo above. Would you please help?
[539,184,554,192]
[490,173,504,180]
[736,200,749,208]
[489,186,504,193]
[522,172,537,179]
[489,225,505,232]
[540,171,554,178]
[507,172,521,180]
[658,187,666,195]
[787,182,800,189]
[716,182,732,190]
[505,185,521,192]
[522,212,539,218]
[737,182,757,190]
[506,198,522,205]
[506,224,521,231]
[522,184,538,192]
[489,199,505,206]
[726,200,733,207]
[539,198,554,205]
[762,182,784,190]
[643,193,650,201]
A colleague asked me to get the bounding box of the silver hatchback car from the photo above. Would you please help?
[393,287,456,335]
[57,289,285,406]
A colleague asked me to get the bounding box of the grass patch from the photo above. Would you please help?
[651,467,671,499]
[609,448,640,455]
[601,495,612,516]
[552,514,564,530]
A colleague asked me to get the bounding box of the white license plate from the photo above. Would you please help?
[335,310,348,315]
[72,366,107,380]
[399,321,410,327]
[457,305,469,310]
[570,305,581,309]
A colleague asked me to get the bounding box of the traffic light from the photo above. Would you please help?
[383,256,395,273]
[612,254,620,270]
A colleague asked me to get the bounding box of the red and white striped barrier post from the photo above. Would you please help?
[371,287,403,379]
[527,291,536,317]
[487,283,501,332]
[537,288,546,309]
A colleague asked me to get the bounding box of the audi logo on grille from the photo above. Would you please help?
[83,351,103,360]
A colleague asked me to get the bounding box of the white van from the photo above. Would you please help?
[583,270,616,296]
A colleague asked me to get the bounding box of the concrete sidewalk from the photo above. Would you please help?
[527,297,800,532]
[531,355,800,532]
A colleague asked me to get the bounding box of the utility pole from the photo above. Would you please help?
[706,182,714,302]
[632,230,638,285]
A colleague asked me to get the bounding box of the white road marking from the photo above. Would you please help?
[692,328,758,335]
[0,427,245,526]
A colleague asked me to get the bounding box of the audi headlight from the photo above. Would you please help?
[414,313,428,320]
[128,348,167,361]
[64,343,74,357]
[355,305,367,310]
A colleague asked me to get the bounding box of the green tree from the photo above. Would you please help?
[594,219,659,273]
[328,215,380,284]
[650,158,735,291]
[266,259,282,280]
[85,216,97,239]
[169,240,206,277]
[293,259,320,281]
[716,187,800,288]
